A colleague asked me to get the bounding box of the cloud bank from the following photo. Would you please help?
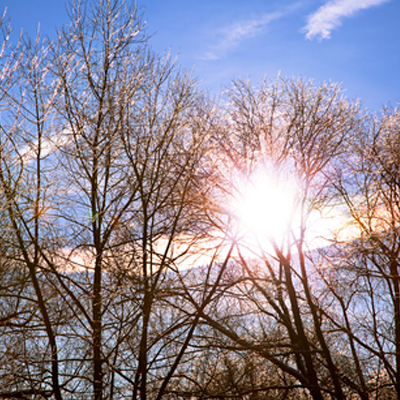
[304,0,390,40]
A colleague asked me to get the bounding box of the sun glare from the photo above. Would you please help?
[231,166,299,247]
[229,165,358,254]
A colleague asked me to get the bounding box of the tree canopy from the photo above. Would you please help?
[0,1,399,399]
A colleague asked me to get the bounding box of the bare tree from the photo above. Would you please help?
[49,1,214,398]
[191,77,366,400]
[330,107,400,398]
[0,15,65,397]
[3,1,400,399]
[0,0,213,399]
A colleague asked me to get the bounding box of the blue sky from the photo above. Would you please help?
[1,0,399,111]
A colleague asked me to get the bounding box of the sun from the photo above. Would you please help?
[231,165,299,247]
[228,164,357,254]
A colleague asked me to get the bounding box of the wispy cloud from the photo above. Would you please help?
[201,4,302,61]
[304,0,390,40]
[201,12,283,61]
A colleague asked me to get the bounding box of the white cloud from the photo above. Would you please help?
[304,0,390,40]
[201,12,284,61]
[201,2,307,61]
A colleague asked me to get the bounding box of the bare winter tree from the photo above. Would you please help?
[49,0,214,399]
[329,107,400,399]
[0,17,65,398]
[2,2,400,400]
[186,77,370,400]
[0,0,213,399]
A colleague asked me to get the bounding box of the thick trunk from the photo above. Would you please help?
[93,256,103,400]
[278,252,324,400]
[29,263,63,400]
[391,261,400,399]
[137,290,151,400]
